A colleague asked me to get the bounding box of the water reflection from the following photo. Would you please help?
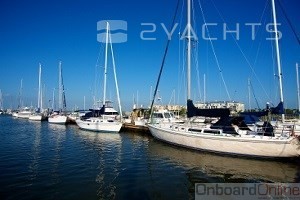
[148,139,300,183]
[76,129,121,143]
[48,123,67,133]
[2,115,299,200]
[51,123,66,187]
[74,128,122,199]
[28,121,42,184]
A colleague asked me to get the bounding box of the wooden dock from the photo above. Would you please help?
[121,123,151,134]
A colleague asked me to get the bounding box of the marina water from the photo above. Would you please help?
[1,115,299,199]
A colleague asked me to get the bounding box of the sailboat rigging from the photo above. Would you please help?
[48,61,68,124]
[76,22,123,133]
[29,63,47,121]
[148,0,300,158]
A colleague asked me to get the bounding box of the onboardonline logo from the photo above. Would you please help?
[97,20,127,43]
[195,183,300,200]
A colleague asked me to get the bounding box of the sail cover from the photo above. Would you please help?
[240,101,284,117]
[84,105,105,118]
[187,99,230,118]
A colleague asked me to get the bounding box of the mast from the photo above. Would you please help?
[108,22,123,119]
[203,74,206,105]
[42,84,45,111]
[18,79,23,108]
[62,79,66,112]
[149,86,152,108]
[187,0,191,100]
[38,63,42,111]
[271,0,284,121]
[103,22,109,108]
[58,61,62,111]
[296,63,300,119]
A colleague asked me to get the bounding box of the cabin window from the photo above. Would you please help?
[153,113,163,118]
[104,112,118,115]
[164,113,171,118]
[164,112,174,119]
[203,130,221,134]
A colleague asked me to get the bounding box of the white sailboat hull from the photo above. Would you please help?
[148,124,300,158]
[17,111,32,119]
[76,118,122,133]
[48,115,67,124]
[29,114,46,121]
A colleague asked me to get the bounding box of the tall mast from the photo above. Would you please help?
[58,61,62,110]
[203,74,206,104]
[19,79,23,108]
[187,0,191,100]
[103,22,109,107]
[149,86,152,108]
[41,84,44,111]
[38,63,42,110]
[271,0,284,121]
[61,63,67,112]
[109,24,123,119]
[296,63,300,119]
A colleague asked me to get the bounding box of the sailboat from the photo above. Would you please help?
[148,0,300,158]
[12,79,34,119]
[76,22,123,133]
[29,64,47,121]
[270,63,300,135]
[48,61,68,124]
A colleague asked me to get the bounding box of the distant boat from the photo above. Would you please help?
[12,111,19,118]
[48,112,68,124]
[12,79,27,118]
[29,64,47,121]
[48,61,68,124]
[17,106,33,119]
[76,22,123,133]
[148,0,300,158]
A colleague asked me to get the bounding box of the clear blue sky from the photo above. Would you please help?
[0,0,299,111]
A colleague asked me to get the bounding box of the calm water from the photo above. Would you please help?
[1,115,300,200]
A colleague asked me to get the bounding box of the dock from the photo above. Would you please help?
[121,123,151,134]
